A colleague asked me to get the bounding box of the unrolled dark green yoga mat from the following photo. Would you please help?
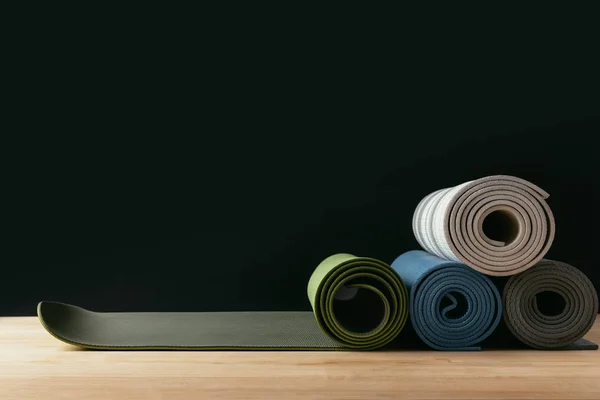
[38,254,409,350]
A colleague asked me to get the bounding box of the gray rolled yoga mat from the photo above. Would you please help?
[391,250,502,350]
[413,175,555,276]
[503,259,598,350]
[38,254,409,350]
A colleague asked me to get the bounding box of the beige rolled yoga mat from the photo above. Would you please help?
[38,254,409,350]
[503,259,598,349]
[413,175,555,276]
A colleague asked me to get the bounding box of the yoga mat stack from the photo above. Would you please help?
[37,175,598,352]
[403,175,598,350]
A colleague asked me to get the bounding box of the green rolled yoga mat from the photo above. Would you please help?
[38,254,409,350]
[502,259,598,350]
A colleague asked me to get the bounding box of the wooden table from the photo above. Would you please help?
[1,317,599,400]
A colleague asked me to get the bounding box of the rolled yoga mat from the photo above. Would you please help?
[38,254,409,350]
[503,259,598,350]
[413,175,555,276]
[391,250,502,350]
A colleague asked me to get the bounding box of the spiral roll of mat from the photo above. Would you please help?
[503,259,598,349]
[308,253,409,349]
[413,175,555,276]
[391,250,502,350]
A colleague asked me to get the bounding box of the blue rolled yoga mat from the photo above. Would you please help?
[391,250,502,350]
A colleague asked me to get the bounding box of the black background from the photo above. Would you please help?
[3,10,599,316]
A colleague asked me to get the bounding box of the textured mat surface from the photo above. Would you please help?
[413,175,555,276]
[391,250,502,350]
[38,254,409,350]
[503,259,599,349]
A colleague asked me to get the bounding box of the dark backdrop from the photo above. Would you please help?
[3,12,599,316]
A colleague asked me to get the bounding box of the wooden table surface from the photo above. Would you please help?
[1,317,599,400]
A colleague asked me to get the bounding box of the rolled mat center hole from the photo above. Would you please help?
[440,291,468,319]
[482,210,520,245]
[535,291,566,316]
[333,284,385,334]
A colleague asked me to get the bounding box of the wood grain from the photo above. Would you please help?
[1,317,599,400]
